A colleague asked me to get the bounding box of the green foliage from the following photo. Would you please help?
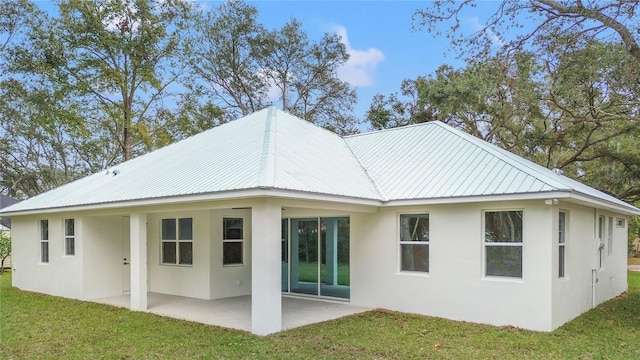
[630,215,640,255]
[0,230,10,272]
[2,271,640,359]
[1,0,218,197]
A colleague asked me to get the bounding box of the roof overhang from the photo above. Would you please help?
[383,191,640,215]
[2,188,638,217]
[0,187,382,217]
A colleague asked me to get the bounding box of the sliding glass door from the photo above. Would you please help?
[282,217,349,299]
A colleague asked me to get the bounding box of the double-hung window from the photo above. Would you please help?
[161,218,193,265]
[484,210,523,278]
[64,219,75,256]
[558,211,566,278]
[223,218,243,265]
[399,214,429,272]
[40,220,49,263]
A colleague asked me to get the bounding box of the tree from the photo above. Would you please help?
[366,79,433,130]
[0,0,82,197]
[414,1,640,63]
[0,230,10,273]
[192,0,358,134]
[190,0,268,120]
[1,0,207,197]
[14,0,197,162]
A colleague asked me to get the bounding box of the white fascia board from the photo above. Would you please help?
[383,191,572,207]
[385,191,640,215]
[0,188,382,216]
[565,193,640,216]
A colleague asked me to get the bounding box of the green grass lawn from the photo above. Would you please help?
[295,261,350,285]
[2,271,640,359]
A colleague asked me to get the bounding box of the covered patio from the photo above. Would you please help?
[92,293,370,332]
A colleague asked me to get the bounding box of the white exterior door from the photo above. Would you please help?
[123,216,131,293]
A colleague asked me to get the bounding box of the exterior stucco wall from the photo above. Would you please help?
[7,195,632,332]
[11,214,84,299]
[82,215,125,299]
[551,204,628,328]
[147,210,211,299]
[209,208,252,299]
[350,200,555,331]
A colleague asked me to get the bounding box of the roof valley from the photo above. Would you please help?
[344,139,388,201]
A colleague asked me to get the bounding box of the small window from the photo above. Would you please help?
[161,218,193,265]
[223,218,243,265]
[40,220,49,263]
[607,217,613,256]
[399,214,429,272]
[558,211,566,278]
[598,215,605,269]
[484,210,523,278]
[64,219,75,256]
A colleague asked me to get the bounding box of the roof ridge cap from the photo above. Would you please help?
[344,139,387,201]
[257,107,277,187]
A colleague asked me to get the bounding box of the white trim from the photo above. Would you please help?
[482,209,524,279]
[397,212,430,274]
[222,217,245,266]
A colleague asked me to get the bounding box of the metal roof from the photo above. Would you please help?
[345,122,638,213]
[2,108,638,215]
[3,108,380,213]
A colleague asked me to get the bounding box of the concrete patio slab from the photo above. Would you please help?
[91,293,370,332]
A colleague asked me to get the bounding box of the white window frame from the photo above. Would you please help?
[161,218,193,266]
[398,213,429,273]
[558,211,567,278]
[598,215,605,269]
[40,219,49,264]
[223,217,244,266]
[607,216,613,256]
[483,209,524,279]
[64,218,75,256]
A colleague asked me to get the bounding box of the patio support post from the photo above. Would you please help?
[251,199,282,335]
[130,212,147,311]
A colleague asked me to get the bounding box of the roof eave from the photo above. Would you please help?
[384,190,640,215]
[0,187,382,216]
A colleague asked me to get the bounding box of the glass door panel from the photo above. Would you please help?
[320,217,350,299]
[281,218,289,292]
[290,218,318,295]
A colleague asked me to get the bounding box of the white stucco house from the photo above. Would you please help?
[2,107,639,335]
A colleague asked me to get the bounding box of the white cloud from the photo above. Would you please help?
[332,25,384,87]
